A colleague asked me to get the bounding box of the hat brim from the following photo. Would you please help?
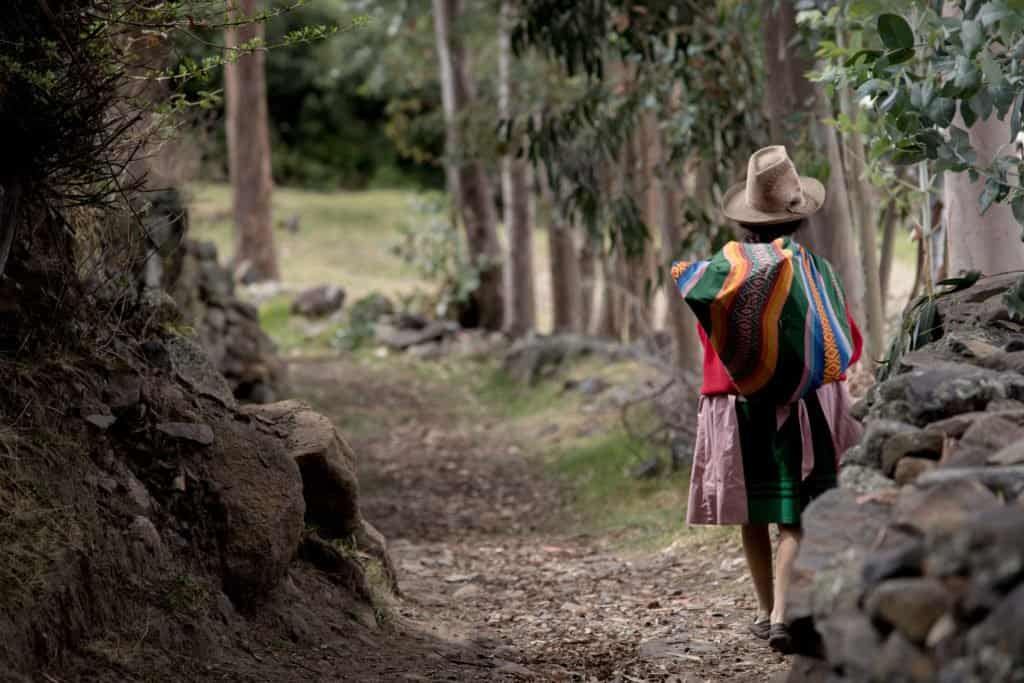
[721,176,826,226]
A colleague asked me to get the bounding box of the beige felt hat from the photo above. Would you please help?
[721,146,826,226]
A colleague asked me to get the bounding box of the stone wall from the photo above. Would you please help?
[786,273,1024,683]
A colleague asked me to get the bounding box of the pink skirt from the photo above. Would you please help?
[686,381,862,525]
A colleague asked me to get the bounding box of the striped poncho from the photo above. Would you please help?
[671,238,855,404]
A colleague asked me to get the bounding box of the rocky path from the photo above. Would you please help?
[289,358,789,682]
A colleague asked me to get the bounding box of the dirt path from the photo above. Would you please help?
[289,358,789,682]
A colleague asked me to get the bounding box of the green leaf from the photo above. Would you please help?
[883,48,915,66]
[1011,194,1024,228]
[980,51,1005,85]
[936,270,981,293]
[927,97,956,127]
[845,49,883,66]
[1012,91,1024,139]
[878,13,914,51]
[961,19,984,55]
[979,177,1002,215]
[961,99,977,128]
[953,55,981,93]
[1003,275,1024,321]
[969,88,994,121]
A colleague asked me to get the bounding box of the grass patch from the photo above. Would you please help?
[257,295,346,353]
[187,183,427,305]
[550,429,688,549]
[474,367,567,421]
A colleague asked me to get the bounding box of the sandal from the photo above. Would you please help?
[748,617,770,640]
[768,623,794,654]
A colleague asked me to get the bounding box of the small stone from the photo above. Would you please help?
[861,540,925,588]
[156,422,215,446]
[893,457,937,485]
[866,577,952,643]
[965,583,1024,664]
[816,611,881,678]
[104,373,142,413]
[577,377,610,396]
[862,420,919,470]
[129,515,164,556]
[925,613,958,648]
[124,473,153,511]
[881,429,943,476]
[85,414,117,430]
[172,472,187,492]
[452,584,482,600]
[631,455,664,479]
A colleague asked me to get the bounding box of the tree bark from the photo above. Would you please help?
[224,0,279,282]
[760,0,815,144]
[760,2,871,338]
[499,0,534,337]
[878,200,897,314]
[577,231,596,333]
[432,0,505,330]
[648,116,701,371]
[944,112,1024,275]
[835,29,884,365]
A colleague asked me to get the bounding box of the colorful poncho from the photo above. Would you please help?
[671,238,855,404]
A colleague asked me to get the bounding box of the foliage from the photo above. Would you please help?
[805,0,1024,223]
[390,193,485,319]
[877,270,981,381]
[177,1,444,189]
[514,0,765,255]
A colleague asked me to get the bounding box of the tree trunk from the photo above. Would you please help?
[224,0,279,283]
[760,0,815,143]
[547,214,580,333]
[648,115,701,370]
[578,231,596,333]
[944,112,1024,275]
[499,0,534,337]
[432,0,505,330]
[835,29,884,365]
[878,200,897,314]
[593,250,619,339]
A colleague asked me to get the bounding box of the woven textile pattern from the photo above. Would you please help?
[671,238,853,403]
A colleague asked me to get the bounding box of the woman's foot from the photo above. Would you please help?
[748,616,771,640]
[768,623,794,654]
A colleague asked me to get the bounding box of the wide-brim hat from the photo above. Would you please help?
[721,146,826,226]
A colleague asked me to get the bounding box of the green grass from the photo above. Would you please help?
[186,183,427,304]
[551,429,689,549]
[258,295,346,354]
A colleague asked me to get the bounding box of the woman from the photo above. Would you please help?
[671,146,863,654]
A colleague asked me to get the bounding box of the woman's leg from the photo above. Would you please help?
[770,523,802,624]
[740,524,774,620]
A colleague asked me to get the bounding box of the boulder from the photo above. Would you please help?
[204,411,306,606]
[243,401,396,590]
[291,285,346,318]
[376,320,457,351]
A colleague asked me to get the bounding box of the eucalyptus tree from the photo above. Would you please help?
[514,0,765,359]
[808,0,1024,310]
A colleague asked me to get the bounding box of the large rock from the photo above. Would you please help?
[894,479,1001,535]
[243,401,395,589]
[865,577,952,644]
[881,429,943,476]
[291,285,346,318]
[204,409,306,606]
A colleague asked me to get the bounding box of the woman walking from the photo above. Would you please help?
[671,146,864,654]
